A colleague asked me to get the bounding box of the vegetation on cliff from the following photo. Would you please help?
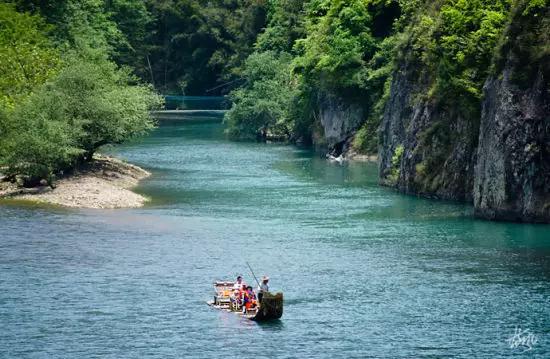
[224,0,546,156]
[226,0,403,147]
[222,0,549,223]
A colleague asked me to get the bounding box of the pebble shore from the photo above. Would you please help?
[0,155,150,209]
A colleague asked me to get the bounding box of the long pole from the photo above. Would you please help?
[246,262,275,311]
[246,261,261,287]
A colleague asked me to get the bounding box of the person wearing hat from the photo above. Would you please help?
[257,276,269,304]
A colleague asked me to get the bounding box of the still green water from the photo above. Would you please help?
[1,106,549,358]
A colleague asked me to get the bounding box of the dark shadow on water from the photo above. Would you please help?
[255,319,285,332]
[284,297,313,306]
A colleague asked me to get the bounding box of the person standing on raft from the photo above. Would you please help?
[257,276,269,304]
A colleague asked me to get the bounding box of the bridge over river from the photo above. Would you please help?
[152,95,229,120]
[151,109,227,120]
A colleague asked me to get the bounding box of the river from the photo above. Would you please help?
[1,99,549,358]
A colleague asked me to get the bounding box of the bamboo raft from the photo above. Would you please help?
[207,281,283,321]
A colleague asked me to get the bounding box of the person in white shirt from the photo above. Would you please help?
[257,276,269,304]
[233,275,245,290]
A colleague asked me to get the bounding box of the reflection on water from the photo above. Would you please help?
[1,107,550,358]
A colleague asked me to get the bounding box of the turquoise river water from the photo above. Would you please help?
[1,100,549,358]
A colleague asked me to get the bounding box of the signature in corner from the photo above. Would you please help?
[507,326,538,352]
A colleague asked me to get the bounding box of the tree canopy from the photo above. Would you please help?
[1,0,547,183]
[223,0,535,154]
[0,4,60,109]
[0,2,161,184]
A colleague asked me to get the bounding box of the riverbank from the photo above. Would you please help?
[346,151,378,162]
[0,155,150,209]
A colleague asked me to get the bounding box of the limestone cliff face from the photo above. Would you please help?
[316,92,364,154]
[378,66,476,201]
[473,2,550,223]
[378,60,549,221]
[376,3,550,222]
[474,65,550,222]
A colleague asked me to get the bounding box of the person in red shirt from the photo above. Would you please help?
[242,286,257,313]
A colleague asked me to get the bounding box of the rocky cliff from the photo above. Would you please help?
[316,92,365,155]
[474,5,550,223]
[378,65,476,201]
[474,67,549,222]
[376,2,550,223]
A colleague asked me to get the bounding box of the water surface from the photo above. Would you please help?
[1,106,549,358]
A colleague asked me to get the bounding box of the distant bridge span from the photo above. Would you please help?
[151,110,227,120]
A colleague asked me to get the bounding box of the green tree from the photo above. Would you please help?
[53,49,163,160]
[13,0,124,50]
[0,3,60,109]
[293,0,378,92]
[1,99,82,183]
[145,0,268,94]
[12,0,152,78]
[108,0,152,75]
[255,0,308,54]
[12,0,70,29]
[1,48,162,183]
[225,51,298,139]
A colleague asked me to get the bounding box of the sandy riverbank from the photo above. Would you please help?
[0,155,151,209]
[347,152,378,162]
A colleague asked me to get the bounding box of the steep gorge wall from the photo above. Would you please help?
[474,5,550,223]
[374,2,550,223]
[302,1,549,223]
[474,66,549,222]
[378,65,476,202]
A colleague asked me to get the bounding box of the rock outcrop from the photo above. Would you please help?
[474,67,549,222]
[473,2,550,223]
[317,92,365,155]
[378,65,476,201]
[375,3,550,222]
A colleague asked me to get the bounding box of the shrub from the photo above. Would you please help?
[388,144,404,183]
[0,3,60,109]
[225,51,298,140]
[0,49,162,182]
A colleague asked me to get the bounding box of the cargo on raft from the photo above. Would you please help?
[207,281,283,321]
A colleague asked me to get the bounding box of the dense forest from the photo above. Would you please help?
[0,0,269,184]
[0,1,162,185]
[1,0,549,221]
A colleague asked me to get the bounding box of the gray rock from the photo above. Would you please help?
[378,65,475,201]
[474,64,550,223]
[317,91,364,154]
